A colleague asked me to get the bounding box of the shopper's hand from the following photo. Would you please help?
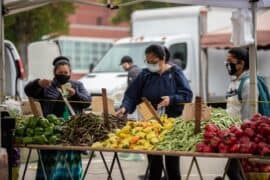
[158,96,170,108]
[66,87,76,96]
[38,79,52,88]
[116,107,127,119]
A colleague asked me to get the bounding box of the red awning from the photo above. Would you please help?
[201,9,270,49]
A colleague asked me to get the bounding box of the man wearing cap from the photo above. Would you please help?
[120,56,141,86]
[119,56,142,161]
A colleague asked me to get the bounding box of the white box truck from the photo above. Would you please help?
[79,6,233,107]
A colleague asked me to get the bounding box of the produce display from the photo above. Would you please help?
[14,114,63,144]
[196,114,270,155]
[91,115,175,150]
[242,159,270,173]
[61,113,126,146]
[157,108,241,151]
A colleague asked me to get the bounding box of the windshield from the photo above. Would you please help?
[93,42,162,73]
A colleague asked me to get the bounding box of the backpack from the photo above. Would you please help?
[238,75,270,117]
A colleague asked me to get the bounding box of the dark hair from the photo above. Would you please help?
[145,44,165,60]
[52,56,71,73]
[228,48,249,70]
[163,46,170,62]
[120,56,133,65]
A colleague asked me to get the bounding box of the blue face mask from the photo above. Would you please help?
[147,63,160,72]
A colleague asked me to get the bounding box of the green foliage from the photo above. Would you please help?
[4,2,75,45]
[101,0,179,24]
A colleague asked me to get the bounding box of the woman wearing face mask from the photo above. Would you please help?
[117,44,193,180]
[225,47,250,121]
[215,48,250,180]
[24,56,91,180]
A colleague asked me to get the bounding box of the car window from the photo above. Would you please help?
[169,43,187,70]
[93,42,163,73]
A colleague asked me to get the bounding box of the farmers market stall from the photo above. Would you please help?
[18,144,254,180]
[12,96,270,180]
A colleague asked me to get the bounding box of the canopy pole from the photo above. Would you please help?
[249,0,258,116]
[0,0,4,104]
[0,0,4,148]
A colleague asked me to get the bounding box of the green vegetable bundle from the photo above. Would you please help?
[156,108,241,151]
[14,114,63,145]
[61,113,126,146]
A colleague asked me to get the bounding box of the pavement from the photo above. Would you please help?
[18,150,229,180]
[19,151,148,180]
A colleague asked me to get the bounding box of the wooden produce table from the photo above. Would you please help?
[248,157,270,165]
[17,144,254,180]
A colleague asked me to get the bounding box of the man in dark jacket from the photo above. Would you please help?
[120,55,141,86]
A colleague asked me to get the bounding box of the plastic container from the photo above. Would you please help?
[246,172,270,180]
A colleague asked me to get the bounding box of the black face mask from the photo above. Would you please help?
[226,63,237,75]
[55,74,70,84]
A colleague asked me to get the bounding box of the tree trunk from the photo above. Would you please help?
[18,41,28,78]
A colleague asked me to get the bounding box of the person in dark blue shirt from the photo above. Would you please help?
[117,44,193,180]
[25,56,91,180]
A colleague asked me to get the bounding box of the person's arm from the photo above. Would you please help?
[24,79,44,98]
[169,68,193,105]
[69,81,91,108]
[121,72,144,114]
[241,79,258,120]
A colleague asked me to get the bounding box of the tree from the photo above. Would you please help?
[102,0,180,24]
[4,1,75,72]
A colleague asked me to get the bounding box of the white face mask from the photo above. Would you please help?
[147,63,160,72]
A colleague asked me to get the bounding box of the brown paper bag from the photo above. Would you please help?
[21,98,43,116]
[91,96,116,115]
[181,103,211,121]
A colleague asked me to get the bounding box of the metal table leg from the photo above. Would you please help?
[143,165,150,180]
[107,152,117,180]
[99,152,112,180]
[82,151,95,180]
[21,148,32,180]
[143,157,151,180]
[186,157,203,180]
[162,156,169,180]
[37,150,48,180]
[106,152,126,180]
[115,153,125,180]
[237,159,247,180]
[194,157,203,180]
[222,158,232,180]
[186,157,195,180]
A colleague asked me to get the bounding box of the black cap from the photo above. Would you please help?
[53,56,70,66]
[120,56,133,65]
